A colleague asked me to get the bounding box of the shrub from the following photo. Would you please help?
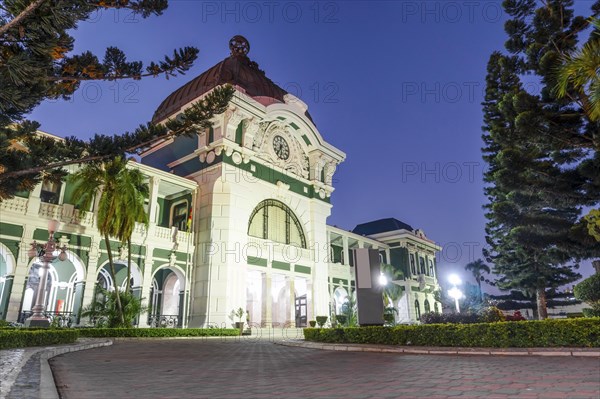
[574,274,600,316]
[420,312,480,324]
[582,307,600,317]
[479,306,505,323]
[420,307,506,324]
[316,316,328,328]
[504,310,526,321]
[303,318,600,348]
[0,329,79,349]
[309,320,316,328]
[77,328,240,338]
[335,315,347,326]
[81,289,146,328]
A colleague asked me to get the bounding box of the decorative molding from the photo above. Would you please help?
[252,120,309,179]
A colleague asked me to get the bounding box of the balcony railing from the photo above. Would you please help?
[39,202,62,220]
[154,225,191,244]
[0,196,28,214]
[148,314,180,328]
[18,311,75,327]
[71,209,94,226]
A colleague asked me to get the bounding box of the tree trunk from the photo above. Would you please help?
[105,234,125,325]
[536,287,548,320]
[477,279,484,302]
[592,260,600,275]
[127,239,132,292]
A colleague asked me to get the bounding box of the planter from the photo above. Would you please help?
[235,321,244,335]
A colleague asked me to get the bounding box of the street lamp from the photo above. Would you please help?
[25,219,67,327]
[448,274,462,286]
[378,273,388,287]
[447,274,463,313]
[448,286,463,313]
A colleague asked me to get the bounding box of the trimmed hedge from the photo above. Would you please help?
[77,328,240,338]
[303,318,600,348]
[0,329,79,350]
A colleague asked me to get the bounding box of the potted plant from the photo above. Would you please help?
[308,320,317,327]
[316,316,328,328]
[230,307,246,335]
[383,306,397,326]
[335,314,347,326]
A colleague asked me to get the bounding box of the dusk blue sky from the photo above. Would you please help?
[28,1,596,288]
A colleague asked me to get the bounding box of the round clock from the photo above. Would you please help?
[272,135,290,160]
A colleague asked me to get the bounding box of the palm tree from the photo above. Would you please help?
[464,259,491,302]
[113,167,149,292]
[70,157,149,326]
[380,263,404,307]
[554,18,600,121]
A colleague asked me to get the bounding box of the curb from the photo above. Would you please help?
[4,339,113,399]
[276,340,600,357]
[40,339,113,399]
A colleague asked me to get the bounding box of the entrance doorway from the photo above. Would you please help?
[295,295,307,327]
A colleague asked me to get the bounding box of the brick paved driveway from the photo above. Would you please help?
[50,340,600,399]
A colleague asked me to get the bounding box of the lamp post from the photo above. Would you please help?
[447,274,463,313]
[25,220,67,327]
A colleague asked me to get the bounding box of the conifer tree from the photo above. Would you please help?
[482,0,600,319]
[0,0,234,200]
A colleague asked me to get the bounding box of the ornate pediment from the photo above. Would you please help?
[252,120,309,179]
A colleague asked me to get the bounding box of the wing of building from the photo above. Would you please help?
[0,36,442,328]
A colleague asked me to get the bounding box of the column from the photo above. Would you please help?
[178,290,185,327]
[71,281,85,324]
[25,184,42,217]
[0,276,14,320]
[306,280,313,324]
[79,238,101,325]
[137,246,155,327]
[261,272,272,327]
[6,227,34,321]
[287,276,295,327]
[342,236,349,266]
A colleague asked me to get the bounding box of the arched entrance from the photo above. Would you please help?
[19,251,85,326]
[92,261,143,326]
[149,266,186,327]
[333,287,348,315]
[0,243,16,320]
[96,261,143,294]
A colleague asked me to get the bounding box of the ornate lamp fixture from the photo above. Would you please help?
[25,219,68,327]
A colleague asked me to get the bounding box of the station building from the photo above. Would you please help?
[0,37,441,328]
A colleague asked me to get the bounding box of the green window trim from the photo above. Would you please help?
[247,199,307,248]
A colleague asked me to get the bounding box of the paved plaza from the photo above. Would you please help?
[49,340,600,399]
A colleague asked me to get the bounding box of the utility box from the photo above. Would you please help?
[352,248,384,326]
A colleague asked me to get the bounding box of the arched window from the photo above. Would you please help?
[409,254,416,276]
[248,200,307,248]
[424,299,431,313]
[428,259,435,277]
[414,300,421,320]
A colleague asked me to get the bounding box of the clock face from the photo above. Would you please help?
[272,135,290,160]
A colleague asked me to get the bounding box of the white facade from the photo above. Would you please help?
[0,37,443,327]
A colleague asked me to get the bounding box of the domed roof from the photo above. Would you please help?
[152,36,312,124]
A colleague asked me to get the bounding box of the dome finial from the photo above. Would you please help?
[229,35,250,57]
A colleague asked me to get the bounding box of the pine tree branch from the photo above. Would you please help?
[0,130,176,180]
[49,70,175,82]
[0,85,234,182]
[0,0,47,37]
